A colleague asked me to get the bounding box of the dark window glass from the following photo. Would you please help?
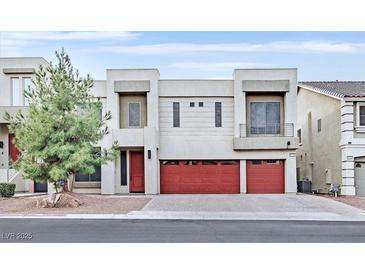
[251,160,262,165]
[360,106,365,126]
[221,160,239,165]
[162,160,179,165]
[120,151,127,186]
[129,102,140,127]
[198,102,204,107]
[202,160,218,165]
[317,119,322,132]
[90,165,101,181]
[215,102,222,127]
[297,129,302,143]
[190,102,195,107]
[173,102,180,127]
[250,102,280,135]
[75,148,102,182]
[75,172,89,182]
[267,160,279,164]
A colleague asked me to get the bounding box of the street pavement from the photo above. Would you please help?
[1,219,365,242]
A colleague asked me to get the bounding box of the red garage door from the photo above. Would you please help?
[246,160,284,193]
[160,160,240,194]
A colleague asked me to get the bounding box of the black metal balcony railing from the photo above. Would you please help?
[239,123,294,137]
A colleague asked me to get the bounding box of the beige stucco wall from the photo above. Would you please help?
[297,87,342,192]
[119,94,147,128]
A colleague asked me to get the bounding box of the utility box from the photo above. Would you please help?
[297,180,312,193]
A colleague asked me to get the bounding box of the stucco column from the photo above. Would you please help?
[341,147,356,195]
[240,160,246,193]
[143,127,159,194]
[285,154,297,193]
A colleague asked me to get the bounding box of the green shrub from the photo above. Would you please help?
[0,183,16,197]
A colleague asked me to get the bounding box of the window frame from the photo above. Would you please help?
[75,148,102,182]
[22,77,32,106]
[215,102,222,128]
[249,101,281,136]
[356,102,365,130]
[11,76,34,106]
[173,102,180,128]
[11,77,21,106]
[128,102,141,128]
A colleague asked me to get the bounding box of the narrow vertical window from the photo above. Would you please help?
[22,77,32,106]
[11,78,21,106]
[359,106,365,126]
[317,119,322,132]
[173,102,180,127]
[128,102,141,127]
[297,129,302,144]
[215,102,222,127]
[120,151,127,186]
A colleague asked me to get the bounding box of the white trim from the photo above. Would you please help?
[127,102,141,128]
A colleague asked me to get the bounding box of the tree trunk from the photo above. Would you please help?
[63,177,69,192]
[70,173,76,192]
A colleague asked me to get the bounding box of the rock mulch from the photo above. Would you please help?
[0,193,151,215]
[320,194,365,211]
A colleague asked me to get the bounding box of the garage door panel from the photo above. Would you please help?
[246,160,284,194]
[160,160,239,194]
[355,162,365,197]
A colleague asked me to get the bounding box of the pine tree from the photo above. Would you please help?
[5,49,118,193]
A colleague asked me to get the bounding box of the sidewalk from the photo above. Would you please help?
[2,209,365,221]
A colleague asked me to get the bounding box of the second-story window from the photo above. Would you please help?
[22,77,32,106]
[11,78,21,106]
[215,102,222,127]
[360,105,365,126]
[128,102,141,127]
[11,77,33,106]
[250,102,280,135]
[173,102,180,127]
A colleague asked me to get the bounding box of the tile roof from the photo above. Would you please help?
[298,81,365,98]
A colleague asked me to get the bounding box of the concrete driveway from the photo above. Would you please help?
[135,194,365,221]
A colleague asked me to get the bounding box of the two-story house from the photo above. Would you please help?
[297,81,365,196]
[0,57,299,194]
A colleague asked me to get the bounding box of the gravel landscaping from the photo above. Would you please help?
[0,193,151,215]
[322,194,365,211]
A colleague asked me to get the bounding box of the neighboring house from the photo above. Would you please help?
[0,57,298,194]
[297,81,365,196]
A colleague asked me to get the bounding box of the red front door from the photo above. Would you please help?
[8,134,21,161]
[130,151,145,193]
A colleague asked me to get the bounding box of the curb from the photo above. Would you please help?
[1,211,365,222]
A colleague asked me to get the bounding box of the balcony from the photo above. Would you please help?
[233,123,298,150]
[240,123,294,138]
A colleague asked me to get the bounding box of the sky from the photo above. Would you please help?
[0,31,365,81]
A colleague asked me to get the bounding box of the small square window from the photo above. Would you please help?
[198,102,204,107]
[190,102,195,107]
[251,160,262,165]
[267,160,279,164]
